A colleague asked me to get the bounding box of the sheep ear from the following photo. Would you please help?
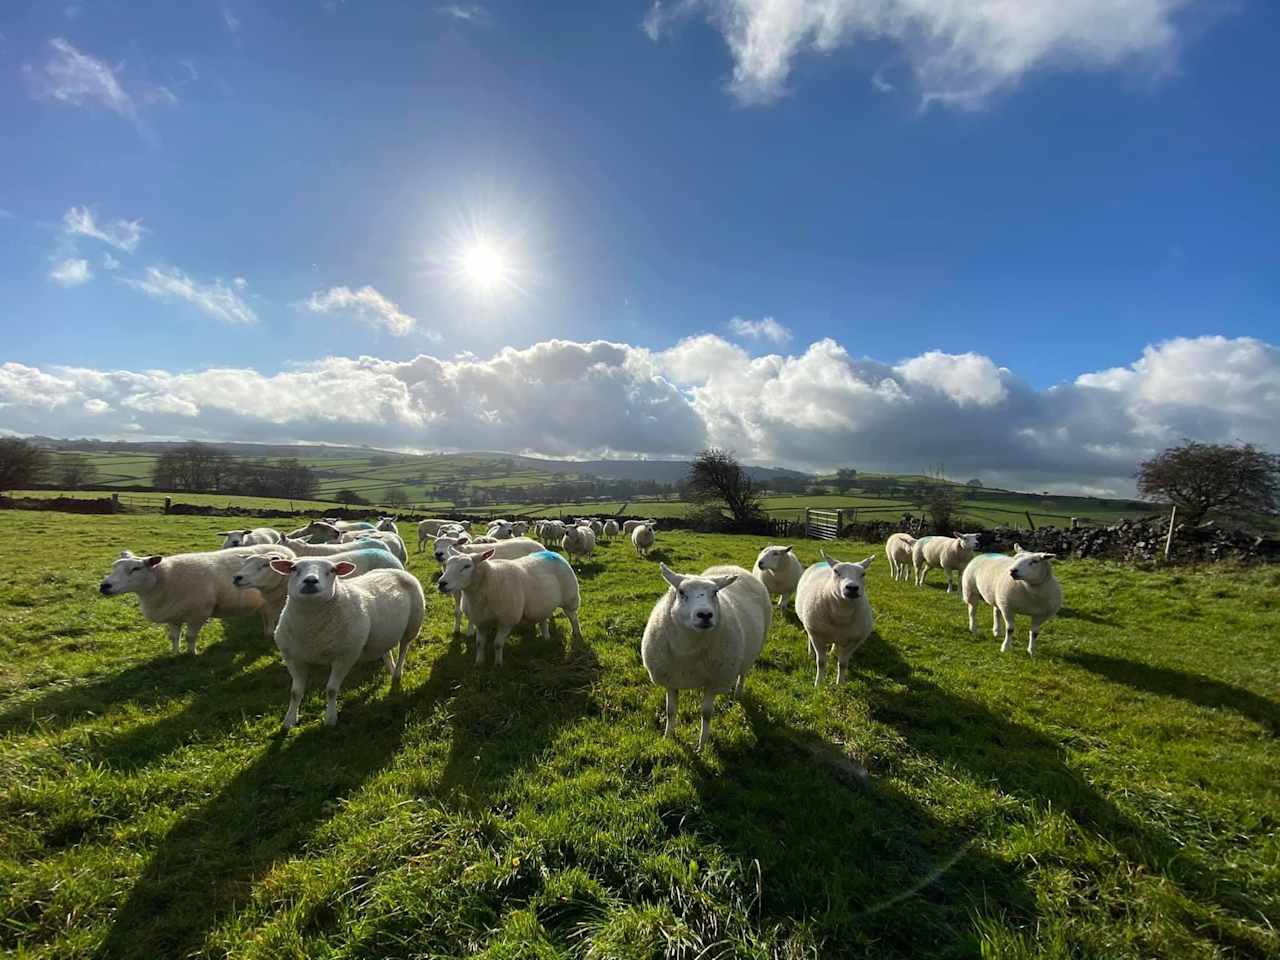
[334,561,358,577]
[1040,553,1057,560]
[820,549,837,566]
[711,574,738,592]
[953,531,964,540]
[859,555,876,569]
[216,531,231,537]
[144,555,163,567]
[783,545,793,553]
[120,549,135,558]
[269,558,295,576]
[1013,543,1024,553]
[477,549,495,563]
[659,563,684,590]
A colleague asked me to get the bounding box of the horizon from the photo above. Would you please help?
[3,1,1278,498]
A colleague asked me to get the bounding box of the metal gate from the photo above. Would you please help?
[805,508,843,540]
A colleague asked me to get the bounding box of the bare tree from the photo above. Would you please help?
[685,448,764,523]
[59,455,100,490]
[1137,440,1280,523]
[0,439,49,491]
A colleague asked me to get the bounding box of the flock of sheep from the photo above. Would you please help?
[96,515,1062,746]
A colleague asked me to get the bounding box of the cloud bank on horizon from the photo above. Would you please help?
[2,333,1276,498]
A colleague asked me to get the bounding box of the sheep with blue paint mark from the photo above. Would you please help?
[276,534,393,558]
[752,544,804,610]
[338,529,408,564]
[432,536,546,635]
[795,550,876,686]
[961,546,1062,656]
[912,532,982,592]
[436,546,583,667]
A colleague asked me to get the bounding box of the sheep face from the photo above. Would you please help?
[232,554,284,589]
[271,557,357,602]
[375,516,398,532]
[819,550,874,602]
[100,551,162,596]
[660,563,738,632]
[433,535,469,564]
[953,532,982,552]
[755,545,794,572]
[218,529,253,549]
[1009,552,1056,584]
[437,548,493,594]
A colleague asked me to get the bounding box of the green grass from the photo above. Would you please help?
[2,512,1277,958]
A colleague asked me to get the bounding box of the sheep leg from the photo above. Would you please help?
[992,607,1004,638]
[1027,616,1046,657]
[945,570,954,593]
[260,608,274,638]
[967,602,976,635]
[1000,609,1015,654]
[836,645,854,685]
[913,562,923,586]
[282,658,308,730]
[663,688,677,738]
[166,623,182,655]
[564,607,583,642]
[493,625,513,668]
[474,627,487,667]
[324,656,358,727]
[452,593,464,635]
[539,619,550,640]
[381,651,395,673]
[809,635,827,687]
[695,691,715,752]
[184,618,207,655]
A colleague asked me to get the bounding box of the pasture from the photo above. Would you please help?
[1,512,1277,959]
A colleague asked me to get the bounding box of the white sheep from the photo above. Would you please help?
[98,544,292,653]
[640,563,771,751]
[417,518,460,552]
[338,529,408,564]
[375,516,399,535]
[623,518,658,535]
[752,544,804,610]
[912,532,983,592]
[795,550,876,686]
[630,523,655,557]
[602,519,619,541]
[510,521,529,537]
[486,520,515,540]
[884,533,917,582]
[276,534,396,558]
[437,546,583,668]
[232,545,404,635]
[961,546,1062,656]
[218,527,283,549]
[269,557,424,728]
[432,536,546,634]
[562,524,597,565]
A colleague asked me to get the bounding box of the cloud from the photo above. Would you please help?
[63,205,145,253]
[222,5,241,34]
[0,336,1274,497]
[126,266,258,325]
[728,315,792,343]
[49,258,92,287]
[305,285,427,338]
[32,37,134,117]
[102,252,121,270]
[644,0,1201,108]
[437,3,491,22]
[143,84,179,105]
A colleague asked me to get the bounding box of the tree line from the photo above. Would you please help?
[150,444,319,500]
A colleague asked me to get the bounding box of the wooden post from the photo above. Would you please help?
[1025,511,1036,531]
[804,508,811,539]
[1163,505,1177,561]
[163,496,172,514]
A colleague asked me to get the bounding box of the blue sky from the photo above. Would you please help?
[1,1,1277,493]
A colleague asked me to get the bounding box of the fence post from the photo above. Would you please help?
[804,508,811,538]
[163,496,172,514]
[1025,511,1036,531]
[1163,505,1177,561]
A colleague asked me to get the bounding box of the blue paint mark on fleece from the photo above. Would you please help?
[976,553,1007,560]
[348,521,375,529]
[348,548,403,570]
[532,550,569,564]
[813,561,830,569]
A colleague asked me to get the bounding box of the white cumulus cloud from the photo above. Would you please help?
[645,0,1203,108]
[305,285,427,338]
[49,258,92,287]
[728,315,792,343]
[126,266,258,325]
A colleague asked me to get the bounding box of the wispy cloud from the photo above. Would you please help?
[645,0,1201,109]
[32,37,135,118]
[143,84,178,105]
[102,252,121,270]
[728,315,791,343]
[127,266,258,325]
[437,3,491,24]
[63,205,145,253]
[305,285,428,338]
[871,68,894,94]
[222,5,241,34]
[49,258,92,287]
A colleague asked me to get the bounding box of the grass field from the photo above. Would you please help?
[2,513,1276,958]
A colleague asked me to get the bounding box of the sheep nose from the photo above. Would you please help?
[233,575,243,585]
[99,582,111,595]
[1009,570,1019,580]
[844,585,860,598]
[696,610,713,623]
[437,580,449,592]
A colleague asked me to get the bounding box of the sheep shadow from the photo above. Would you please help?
[1056,606,1119,627]
[857,638,1273,946]
[1060,651,1278,736]
[569,558,607,580]
[0,615,269,737]
[690,697,1035,956]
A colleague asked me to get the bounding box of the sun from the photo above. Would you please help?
[459,242,508,293]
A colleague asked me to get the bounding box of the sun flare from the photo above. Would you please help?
[459,242,508,292]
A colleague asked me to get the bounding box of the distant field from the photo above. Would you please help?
[1,512,1276,957]
[8,490,350,514]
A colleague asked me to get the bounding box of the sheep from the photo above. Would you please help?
[486,520,515,541]
[268,557,424,728]
[640,563,771,751]
[289,519,371,544]
[375,516,399,534]
[602,519,619,541]
[431,536,546,635]
[961,546,1062,656]
[98,544,293,653]
[884,533,917,582]
[587,519,604,538]
[218,527,283,549]
[338,529,408,564]
[510,521,529,537]
[417,518,460,552]
[623,519,658,535]
[752,544,804,611]
[537,519,566,547]
[631,523,655,557]
[795,550,876,686]
[912,532,983,593]
[436,546,583,668]
[233,546,403,634]
[276,534,393,558]
[562,524,596,565]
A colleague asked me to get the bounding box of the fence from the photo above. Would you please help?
[805,508,846,540]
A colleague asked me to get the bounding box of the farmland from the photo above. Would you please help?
[1,511,1277,958]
